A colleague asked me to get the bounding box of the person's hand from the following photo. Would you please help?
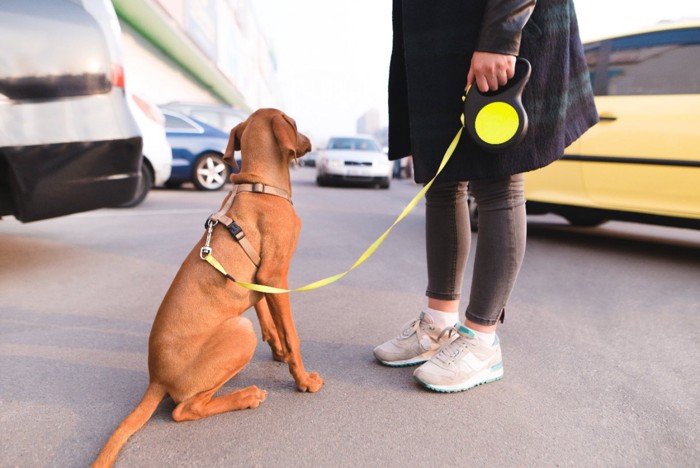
[467,51,516,92]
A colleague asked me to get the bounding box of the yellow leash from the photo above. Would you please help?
[205,107,467,294]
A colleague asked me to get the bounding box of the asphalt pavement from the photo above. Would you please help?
[1,168,699,467]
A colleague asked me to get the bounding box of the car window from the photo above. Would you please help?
[587,27,700,96]
[191,110,220,129]
[328,138,380,151]
[164,113,199,131]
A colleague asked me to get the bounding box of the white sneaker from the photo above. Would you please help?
[413,324,503,392]
[373,312,457,367]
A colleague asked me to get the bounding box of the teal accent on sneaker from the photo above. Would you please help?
[457,324,474,337]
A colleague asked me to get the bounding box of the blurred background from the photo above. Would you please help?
[117,0,699,144]
[0,0,698,222]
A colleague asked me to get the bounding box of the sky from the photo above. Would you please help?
[251,0,700,144]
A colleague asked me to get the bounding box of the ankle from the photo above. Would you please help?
[463,321,497,346]
[424,307,459,330]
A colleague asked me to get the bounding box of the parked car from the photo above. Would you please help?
[469,21,700,231]
[298,151,317,167]
[121,93,172,207]
[316,136,392,188]
[160,102,248,133]
[0,0,142,222]
[161,108,236,191]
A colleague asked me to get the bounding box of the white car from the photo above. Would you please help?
[122,93,173,206]
[316,136,392,188]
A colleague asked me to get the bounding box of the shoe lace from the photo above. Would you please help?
[398,315,447,344]
[399,318,428,339]
[434,331,473,364]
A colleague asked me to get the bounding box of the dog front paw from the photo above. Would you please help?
[271,348,288,363]
[296,372,324,393]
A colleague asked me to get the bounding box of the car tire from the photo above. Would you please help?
[316,174,329,187]
[564,213,606,227]
[193,152,228,191]
[119,160,152,207]
[379,177,390,189]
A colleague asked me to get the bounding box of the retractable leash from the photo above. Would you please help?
[204,61,530,293]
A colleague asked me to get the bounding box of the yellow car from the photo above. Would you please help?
[524,21,700,229]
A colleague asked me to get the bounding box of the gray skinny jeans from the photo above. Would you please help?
[425,174,526,326]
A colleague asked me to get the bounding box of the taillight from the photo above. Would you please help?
[111,64,125,88]
[133,94,166,126]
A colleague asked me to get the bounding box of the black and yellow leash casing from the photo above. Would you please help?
[206,58,531,293]
[463,57,531,152]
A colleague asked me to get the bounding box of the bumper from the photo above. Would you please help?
[1,137,142,222]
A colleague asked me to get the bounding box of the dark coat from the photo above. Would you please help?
[388,0,599,183]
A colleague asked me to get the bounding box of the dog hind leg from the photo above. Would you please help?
[170,316,266,422]
[172,386,266,422]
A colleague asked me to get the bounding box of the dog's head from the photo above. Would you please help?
[223,109,312,171]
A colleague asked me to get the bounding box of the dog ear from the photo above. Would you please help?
[223,122,244,170]
[272,114,297,159]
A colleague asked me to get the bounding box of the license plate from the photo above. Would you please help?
[348,169,369,176]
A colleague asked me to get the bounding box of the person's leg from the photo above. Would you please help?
[374,181,471,366]
[414,174,526,392]
[465,173,527,330]
[425,180,470,325]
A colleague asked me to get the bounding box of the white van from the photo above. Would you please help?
[0,0,143,221]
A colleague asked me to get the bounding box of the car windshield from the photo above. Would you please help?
[327,137,380,151]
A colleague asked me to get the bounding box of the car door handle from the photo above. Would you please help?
[598,113,617,122]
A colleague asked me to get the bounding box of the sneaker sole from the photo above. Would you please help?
[413,363,504,393]
[375,351,437,367]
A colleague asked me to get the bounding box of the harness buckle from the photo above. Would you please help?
[227,222,245,240]
[252,182,265,193]
[200,218,218,259]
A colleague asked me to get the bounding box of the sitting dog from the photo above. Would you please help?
[93,109,322,467]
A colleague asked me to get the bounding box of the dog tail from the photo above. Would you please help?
[92,382,167,468]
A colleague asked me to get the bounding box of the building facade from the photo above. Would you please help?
[113,0,280,111]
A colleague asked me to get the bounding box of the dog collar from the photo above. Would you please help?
[231,182,292,204]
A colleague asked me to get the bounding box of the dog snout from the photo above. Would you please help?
[297,132,312,157]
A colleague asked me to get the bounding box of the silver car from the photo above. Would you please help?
[0,0,142,222]
[316,136,392,189]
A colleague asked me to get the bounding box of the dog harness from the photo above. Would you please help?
[201,182,292,270]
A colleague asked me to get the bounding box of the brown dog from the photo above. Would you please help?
[93,109,322,467]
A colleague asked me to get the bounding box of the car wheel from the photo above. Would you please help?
[120,160,152,207]
[379,177,390,189]
[193,153,228,191]
[467,190,479,232]
[316,174,328,187]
